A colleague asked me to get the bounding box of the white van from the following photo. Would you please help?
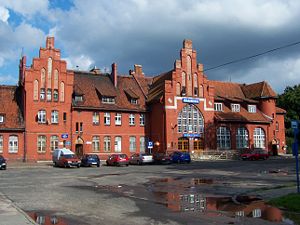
[52,148,80,167]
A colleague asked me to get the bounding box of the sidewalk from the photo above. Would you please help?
[7,161,53,169]
[0,194,36,225]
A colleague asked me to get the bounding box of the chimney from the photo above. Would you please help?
[46,37,55,49]
[134,64,144,76]
[111,63,117,87]
[183,39,192,49]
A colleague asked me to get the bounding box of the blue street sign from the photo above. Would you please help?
[183,133,201,138]
[182,98,200,104]
[291,120,299,129]
[148,141,153,149]
[61,134,68,139]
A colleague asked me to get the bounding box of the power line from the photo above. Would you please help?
[204,40,300,72]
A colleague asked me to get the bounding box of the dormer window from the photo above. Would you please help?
[0,115,4,123]
[248,105,256,113]
[214,103,223,112]
[75,95,83,102]
[130,98,138,104]
[231,104,240,112]
[102,96,115,104]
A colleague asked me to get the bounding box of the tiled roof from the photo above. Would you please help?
[73,72,148,112]
[124,89,139,99]
[241,81,277,99]
[215,104,271,123]
[0,86,24,130]
[276,107,286,114]
[209,80,246,99]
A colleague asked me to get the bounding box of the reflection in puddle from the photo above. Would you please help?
[27,212,68,225]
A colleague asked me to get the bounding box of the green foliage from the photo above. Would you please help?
[268,193,300,212]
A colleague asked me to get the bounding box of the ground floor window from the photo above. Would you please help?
[140,136,145,153]
[50,135,59,151]
[8,135,18,153]
[38,135,46,153]
[0,135,3,153]
[236,127,249,149]
[114,136,122,152]
[178,138,189,151]
[217,126,231,149]
[194,139,204,151]
[254,128,265,149]
[104,136,111,152]
[129,136,136,152]
[92,136,100,152]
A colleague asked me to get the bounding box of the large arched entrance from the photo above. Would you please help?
[177,104,204,154]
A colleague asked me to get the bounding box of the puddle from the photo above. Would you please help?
[27,211,68,225]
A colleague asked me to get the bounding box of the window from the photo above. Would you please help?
[231,104,240,112]
[50,135,59,152]
[236,127,249,149]
[129,136,136,152]
[177,104,204,134]
[92,136,100,152]
[217,126,231,149]
[102,96,115,104]
[140,136,145,153]
[214,103,223,112]
[80,122,83,132]
[60,82,65,102]
[182,72,186,96]
[9,135,18,153]
[41,68,46,88]
[38,110,46,123]
[276,121,279,132]
[93,112,99,125]
[76,122,79,133]
[63,112,67,122]
[193,74,198,96]
[47,58,52,88]
[104,113,110,125]
[130,98,138,104]
[33,80,39,100]
[40,88,45,100]
[74,95,83,102]
[248,105,256,113]
[176,83,181,96]
[252,209,262,218]
[47,89,52,101]
[51,110,58,124]
[54,69,59,89]
[115,113,122,125]
[140,114,145,126]
[114,136,122,152]
[104,136,111,152]
[0,115,4,123]
[129,114,135,126]
[0,135,3,153]
[53,89,59,101]
[254,128,265,149]
[38,135,47,153]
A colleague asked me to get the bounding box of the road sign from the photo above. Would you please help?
[61,134,68,139]
[148,141,153,149]
[65,141,71,146]
[291,120,299,129]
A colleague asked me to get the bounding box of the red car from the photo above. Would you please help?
[56,154,81,168]
[106,154,129,166]
[240,149,269,160]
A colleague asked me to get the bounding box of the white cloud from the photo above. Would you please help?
[0,6,9,23]
[63,55,94,70]
[0,74,18,84]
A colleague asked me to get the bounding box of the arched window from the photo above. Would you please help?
[236,127,249,149]
[176,82,181,96]
[182,72,186,95]
[50,135,59,152]
[177,104,204,134]
[193,73,198,96]
[60,82,65,102]
[33,80,39,100]
[54,69,59,89]
[37,135,46,153]
[217,126,231,149]
[187,56,192,96]
[41,68,46,88]
[254,128,265,149]
[47,58,52,88]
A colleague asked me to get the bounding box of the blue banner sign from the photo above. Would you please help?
[183,133,201,138]
[182,98,200,104]
[61,134,68,139]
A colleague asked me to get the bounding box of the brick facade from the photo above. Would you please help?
[0,37,286,161]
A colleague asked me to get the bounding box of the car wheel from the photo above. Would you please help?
[77,164,80,168]
[3,166,6,170]
[64,162,68,168]
[126,164,129,167]
[53,162,57,167]
[138,160,142,165]
[97,164,100,167]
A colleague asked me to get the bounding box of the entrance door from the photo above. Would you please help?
[178,138,189,151]
[75,144,83,157]
[194,138,204,155]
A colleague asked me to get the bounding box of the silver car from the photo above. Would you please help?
[129,153,153,165]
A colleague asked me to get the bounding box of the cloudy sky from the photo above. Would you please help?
[1,0,300,93]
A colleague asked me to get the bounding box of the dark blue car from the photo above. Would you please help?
[170,151,191,163]
[81,154,100,167]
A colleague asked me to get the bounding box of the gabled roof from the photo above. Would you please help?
[209,80,246,99]
[241,81,277,99]
[0,86,24,130]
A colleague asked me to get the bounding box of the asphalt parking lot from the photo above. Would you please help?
[0,157,298,225]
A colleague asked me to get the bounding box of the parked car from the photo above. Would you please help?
[129,153,153,165]
[52,148,81,168]
[170,151,191,163]
[106,154,129,166]
[0,155,7,170]
[240,149,269,160]
[153,153,172,164]
[81,154,100,167]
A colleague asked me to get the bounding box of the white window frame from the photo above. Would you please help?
[140,136,145,153]
[217,126,231,149]
[177,104,204,134]
[140,114,145,126]
[129,114,135,126]
[0,115,4,123]
[38,135,47,153]
[114,136,122,152]
[115,113,122,125]
[102,96,115,104]
[0,135,3,153]
[93,112,100,125]
[50,135,59,152]
[53,89,59,102]
[129,136,136,152]
[51,110,58,124]
[38,110,46,124]
[74,95,83,102]
[130,98,138,104]
[236,127,249,149]
[104,136,111,152]
[252,209,262,218]
[47,89,52,101]
[214,103,223,112]
[40,88,45,100]
[9,135,18,153]
[104,113,110,125]
[248,105,256,113]
[254,128,265,149]
[231,104,240,112]
[92,136,100,152]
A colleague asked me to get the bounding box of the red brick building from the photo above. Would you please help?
[0,37,286,161]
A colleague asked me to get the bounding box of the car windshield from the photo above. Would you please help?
[64,154,75,159]
[119,154,127,159]
[87,155,98,159]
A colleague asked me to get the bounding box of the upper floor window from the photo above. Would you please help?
[8,135,18,153]
[41,68,46,88]
[140,114,145,126]
[130,98,138,104]
[74,95,83,102]
[93,112,99,125]
[53,89,59,102]
[102,96,115,104]
[176,83,181,96]
[63,112,67,122]
[214,103,223,112]
[276,121,279,132]
[51,110,59,124]
[38,110,46,124]
[33,80,39,100]
[129,114,135,126]
[115,113,122,125]
[40,88,45,100]
[248,105,256,113]
[54,69,59,89]
[104,113,110,125]
[0,115,4,123]
[60,82,65,102]
[47,58,52,88]
[231,104,240,112]
[193,74,198,96]
[47,89,52,101]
